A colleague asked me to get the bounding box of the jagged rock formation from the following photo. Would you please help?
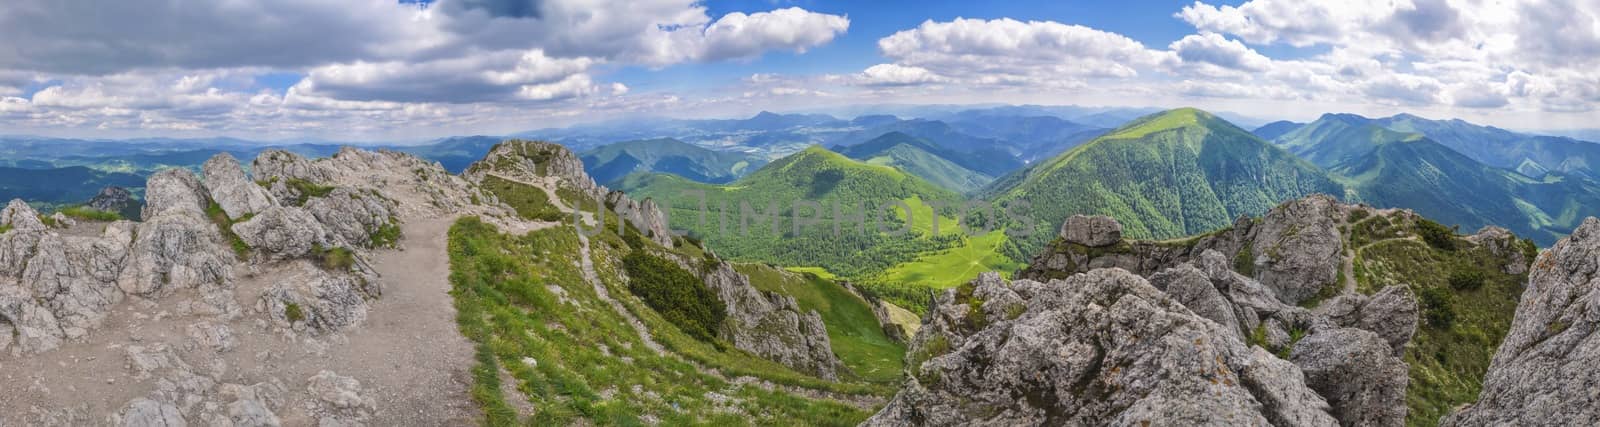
[702,262,842,381]
[1291,327,1409,426]
[465,139,675,246]
[202,153,275,219]
[87,186,135,213]
[866,271,1339,426]
[1445,218,1600,425]
[1312,286,1418,357]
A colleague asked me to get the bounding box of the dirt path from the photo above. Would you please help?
[576,232,664,355]
[313,215,479,425]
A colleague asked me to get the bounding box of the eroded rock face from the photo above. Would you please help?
[1249,195,1342,305]
[865,270,1337,426]
[1445,217,1600,425]
[465,139,675,245]
[702,262,841,381]
[202,153,276,220]
[231,207,327,261]
[1312,285,1418,357]
[251,149,333,183]
[88,186,136,213]
[1061,214,1123,247]
[143,169,210,221]
[1290,327,1410,426]
[302,188,397,249]
[2,199,46,231]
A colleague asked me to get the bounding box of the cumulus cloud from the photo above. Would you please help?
[1168,32,1273,72]
[700,8,851,61]
[874,17,1164,86]
[856,64,944,86]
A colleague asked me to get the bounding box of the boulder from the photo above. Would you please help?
[202,153,276,219]
[865,270,1337,426]
[231,207,327,260]
[302,188,397,249]
[142,168,210,221]
[1290,327,1409,426]
[1060,214,1123,247]
[1250,195,1342,305]
[307,371,376,426]
[1,199,45,231]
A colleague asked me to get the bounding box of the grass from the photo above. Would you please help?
[205,200,251,259]
[735,263,906,384]
[284,302,305,323]
[284,178,336,206]
[0,224,11,235]
[872,229,1021,291]
[1353,236,1526,427]
[37,214,56,228]
[447,217,883,426]
[311,244,355,271]
[481,174,565,222]
[57,205,122,222]
[369,220,402,248]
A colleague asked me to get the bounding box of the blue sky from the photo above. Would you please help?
[0,0,1593,140]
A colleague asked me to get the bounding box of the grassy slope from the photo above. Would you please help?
[837,132,995,194]
[989,107,1343,259]
[734,263,906,384]
[580,138,761,185]
[1345,214,1532,426]
[449,217,882,426]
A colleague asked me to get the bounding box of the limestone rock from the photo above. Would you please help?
[1444,217,1600,425]
[47,212,74,228]
[119,210,233,297]
[1149,263,1240,335]
[186,321,237,353]
[116,398,186,427]
[1290,327,1409,426]
[142,168,210,221]
[2,199,46,231]
[302,188,397,249]
[258,266,375,334]
[1313,285,1418,357]
[307,371,376,426]
[231,207,327,260]
[1060,214,1123,247]
[88,186,136,213]
[1466,225,1533,275]
[605,191,674,247]
[703,262,841,381]
[202,153,276,219]
[251,149,332,183]
[865,270,1337,425]
[0,286,67,354]
[1250,195,1342,305]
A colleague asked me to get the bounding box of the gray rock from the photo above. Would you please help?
[119,209,233,297]
[1466,225,1533,275]
[606,191,674,247]
[231,207,327,260]
[307,370,376,426]
[302,188,397,249]
[218,381,284,427]
[1237,346,1339,427]
[47,212,74,228]
[0,285,67,353]
[186,321,237,353]
[865,270,1336,426]
[1060,214,1123,247]
[259,266,375,334]
[2,199,46,231]
[702,262,841,381]
[1290,327,1409,426]
[1150,263,1241,336]
[1250,195,1342,305]
[142,168,210,221]
[203,153,276,219]
[88,186,136,213]
[1444,217,1600,425]
[251,149,332,183]
[117,398,186,427]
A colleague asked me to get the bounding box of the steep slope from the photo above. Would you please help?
[1253,120,1304,140]
[1280,113,1600,245]
[988,107,1344,258]
[836,132,995,193]
[579,138,762,186]
[1374,113,1600,179]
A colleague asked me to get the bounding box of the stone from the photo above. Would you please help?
[1290,327,1409,426]
[307,370,376,425]
[202,153,276,219]
[186,321,237,353]
[302,188,397,249]
[231,207,327,260]
[142,168,210,221]
[2,199,46,231]
[48,212,74,228]
[1060,214,1123,247]
[702,262,841,381]
[88,186,136,213]
[1250,195,1342,305]
[117,398,186,427]
[865,270,1337,425]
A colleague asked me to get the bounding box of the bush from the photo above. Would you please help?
[369,221,402,248]
[284,302,305,323]
[1233,246,1255,276]
[1420,287,1456,328]
[622,251,726,342]
[1346,209,1370,223]
[312,244,355,271]
[1416,219,1456,251]
[1448,268,1485,291]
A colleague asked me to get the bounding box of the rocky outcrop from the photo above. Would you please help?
[1466,225,1534,275]
[701,262,841,381]
[88,186,136,213]
[202,153,276,219]
[1060,214,1122,247]
[866,270,1338,426]
[466,139,675,246]
[606,191,674,247]
[142,169,210,220]
[1444,217,1600,425]
[1249,195,1343,304]
[231,206,326,261]
[1291,327,1410,426]
[2,198,46,231]
[251,149,333,183]
[1312,285,1418,357]
[302,188,398,249]
[306,370,377,426]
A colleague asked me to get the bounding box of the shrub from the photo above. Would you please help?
[284,302,305,323]
[284,178,335,206]
[1416,219,1456,251]
[369,221,402,248]
[622,251,726,342]
[1448,268,1485,291]
[1419,287,1456,328]
[1347,209,1370,223]
[1233,246,1255,276]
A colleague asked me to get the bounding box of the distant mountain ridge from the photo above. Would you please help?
[835,132,995,194]
[579,138,762,185]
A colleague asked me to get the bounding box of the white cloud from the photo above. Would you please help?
[700,8,851,61]
[1168,32,1273,73]
[874,18,1164,86]
[857,64,944,86]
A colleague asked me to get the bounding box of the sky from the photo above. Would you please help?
[0,0,1596,141]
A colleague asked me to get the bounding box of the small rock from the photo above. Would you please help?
[1060,214,1123,247]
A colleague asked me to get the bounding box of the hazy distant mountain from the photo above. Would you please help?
[579,138,763,185]
[390,135,504,173]
[826,119,1025,176]
[1370,113,1600,179]
[0,166,146,207]
[835,132,994,193]
[1252,120,1303,140]
[945,115,1107,162]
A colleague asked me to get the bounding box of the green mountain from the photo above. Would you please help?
[1252,120,1303,140]
[1373,113,1600,179]
[580,138,763,185]
[835,132,994,193]
[987,108,1344,256]
[1281,114,1600,245]
[0,166,147,209]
